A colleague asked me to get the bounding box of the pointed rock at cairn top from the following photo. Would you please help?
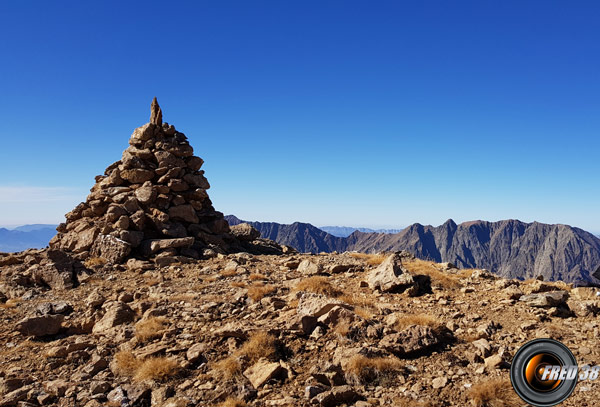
[150,97,162,125]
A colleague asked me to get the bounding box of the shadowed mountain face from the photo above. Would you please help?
[225,215,346,253]
[225,216,600,284]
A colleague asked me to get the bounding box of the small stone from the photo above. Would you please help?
[432,376,448,389]
[150,97,162,126]
[92,302,135,333]
[297,259,321,275]
[243,359,287,388]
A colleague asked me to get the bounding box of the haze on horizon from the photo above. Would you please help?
[1,2,599,234]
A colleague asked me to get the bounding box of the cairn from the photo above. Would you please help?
[50,98,280,265]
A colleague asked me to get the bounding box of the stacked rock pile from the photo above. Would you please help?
[50,98,277,264]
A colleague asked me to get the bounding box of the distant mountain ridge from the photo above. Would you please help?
[0,225,58,253]
[225,215,600,284]
[319,225,403,237]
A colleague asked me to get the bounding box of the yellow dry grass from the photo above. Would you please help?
[403,259,462,289]
[220,398,247,407]
[390,396,434,407]
[84,256,107,268]
[0,298,22,309]
[114,350,142,377]
[135,317,167,342]
[220,269,237,277]
[249,273,267,281]
[230,281,247,288]
[345,354,404,385]
[393,314,440,331]
[236,331,277,363]
[113,350,178,382]
[214,357,243,380]
[294,276,342,297]
[349,252,387,266]
[353,307,375,320]
[333,319,351,337]
[247,283,276,301]
[468,378,521,407]
[133,357,179,382]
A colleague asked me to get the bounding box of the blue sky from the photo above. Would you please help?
[1,1,599,233]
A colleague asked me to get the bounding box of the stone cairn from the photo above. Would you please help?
[50,98,274,265]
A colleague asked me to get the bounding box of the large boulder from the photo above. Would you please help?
[92,302,135,333]
[297,293,348,318]
[367,253,415,293]
[89,235,132,264]
[29,250,76,289]
[230,223,261,241]
[16,315,64,337]
[380,325,443,357]
[519,291,569,307]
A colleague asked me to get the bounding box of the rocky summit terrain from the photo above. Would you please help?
[226,216,600,285]
[1,250,600,406]
[1,100,599,407]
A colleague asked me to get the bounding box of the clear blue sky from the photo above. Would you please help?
[1,1,599,233]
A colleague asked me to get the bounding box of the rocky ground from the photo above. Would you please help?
[1,250,600,407]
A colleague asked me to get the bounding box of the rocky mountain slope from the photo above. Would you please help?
[226,217,600,284]
[1,250,599,406]
[225,216,346,254]
[0,225,57,252]
[1,100,599,406]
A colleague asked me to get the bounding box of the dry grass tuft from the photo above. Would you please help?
[337,294,378,319]
[133,356,179,382]
[114,351,178,382]
[393,314,440,331]
[249,273,267,281]
[346,355,404,385]
[214,357,243,380]
[114,350,142,377]
[294,276,342,297]
[403,259,462,289]
[135,317,167,342]
[84,256,107,268]
[247,283,276,301]
[468,378,521,407]
[338,294,375,308]
[390,396,434,407]
[220,398,247,407]
[220,269,237,277]
[0,298,22,309]
[349,252,387,266]
[333,319,351,337]
[230,281,247,288]
[353,307,375,320]
[236,331,277,363]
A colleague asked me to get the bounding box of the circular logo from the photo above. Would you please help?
[510,338,578,406]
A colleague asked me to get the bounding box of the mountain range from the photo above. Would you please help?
[318,225,403,237]
[2,218,599,285]
[0,224,57,253]
[225,215,600,285]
